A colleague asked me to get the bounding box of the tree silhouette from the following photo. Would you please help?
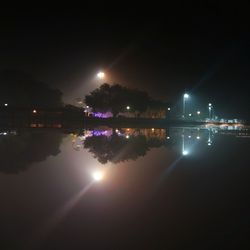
[85,83,151,117]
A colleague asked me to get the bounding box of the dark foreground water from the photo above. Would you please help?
[0,125,250,249]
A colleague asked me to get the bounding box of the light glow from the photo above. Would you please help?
[97,71,105,79]
[92,171,104,182]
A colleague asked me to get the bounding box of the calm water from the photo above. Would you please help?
[0,125,250,249]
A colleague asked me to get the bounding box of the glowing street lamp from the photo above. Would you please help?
[4,103,8,107]
[167,107,171,111]
[97,71,105,79]
[126,106,130,110]
[208,103,213,119]
[183,93,189,118]
[197,111,201,115]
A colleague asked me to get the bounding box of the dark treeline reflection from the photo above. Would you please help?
[83,128,170,164]
[0,131,63,174]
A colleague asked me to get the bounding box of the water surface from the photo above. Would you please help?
[0,125,249,249]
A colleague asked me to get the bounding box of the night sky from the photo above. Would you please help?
[1,4,250,119]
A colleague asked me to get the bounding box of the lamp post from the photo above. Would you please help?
[208,103,212,120]
[183,93,189,119]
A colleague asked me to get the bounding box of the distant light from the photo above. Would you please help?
[86,106,89,109]
[188,113,192,117]
[3,132,7,135]
[208,142,212,146]
[209,107,212,110]
[126,106,130,110]
[208,103,212,107]
[182,150,189,156]
[196,136,200,140]
[184,93,189,99]
[167,136,170,139]
[97,71,105,79]
[167,107,171,111]
[115,129,119,133]
[4,103,8,107]
[32,109,37,114]
[151,128,155,131]
[125,135,130,139]
[197,111,201,115]
[188,135,191,138]
[92,171,104,182]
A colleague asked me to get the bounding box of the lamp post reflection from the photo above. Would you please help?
[182,129,189,156]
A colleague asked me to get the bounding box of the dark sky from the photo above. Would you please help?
[1,4,250,119]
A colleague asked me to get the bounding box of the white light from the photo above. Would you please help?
[209,107,212,110]
[167,136,170,139]
[32,109,37,114]
[151,128,155,131]
[208,103,212,107]
[4,103,8,107]
[197,111,201,115]
[188,113,192,117]
[92,171,104,182]
[208,142,212,146]
[182,150,189,156]
[126,106,130,110]
[86,106,89,109]
[167,107,171,111]
[115,129,119,133]
[196,136,200,140]
[188,135,191,138]
[97,71,105,79]
[125,135,130,139]
[184,93,189,99]
[3,132,7,136]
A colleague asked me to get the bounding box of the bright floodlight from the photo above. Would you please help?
[182,150,189,156]
[196,136,200,140]
[126,106,130,110]
[92,171,104,182]
[97,71,105,79]
[208,103,212,107]
[167,107,171,111]
[4,103,8,107]
[197,111,201,115]
[188,113,192,117]
[32,109,37,114]
[184,93,189,99]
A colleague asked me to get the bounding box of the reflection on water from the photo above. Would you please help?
[1,124,250,249]
[70,124,248,163]
[0,130,63,174]
[0,125,248,175]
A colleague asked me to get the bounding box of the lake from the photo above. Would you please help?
[0,125,250,249]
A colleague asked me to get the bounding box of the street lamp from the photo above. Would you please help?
[97,71,105,79]
[208,103,212,120]
[183,93,189,118]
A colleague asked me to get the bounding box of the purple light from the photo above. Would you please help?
[91,130,112,137]
[91,112,112,118]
